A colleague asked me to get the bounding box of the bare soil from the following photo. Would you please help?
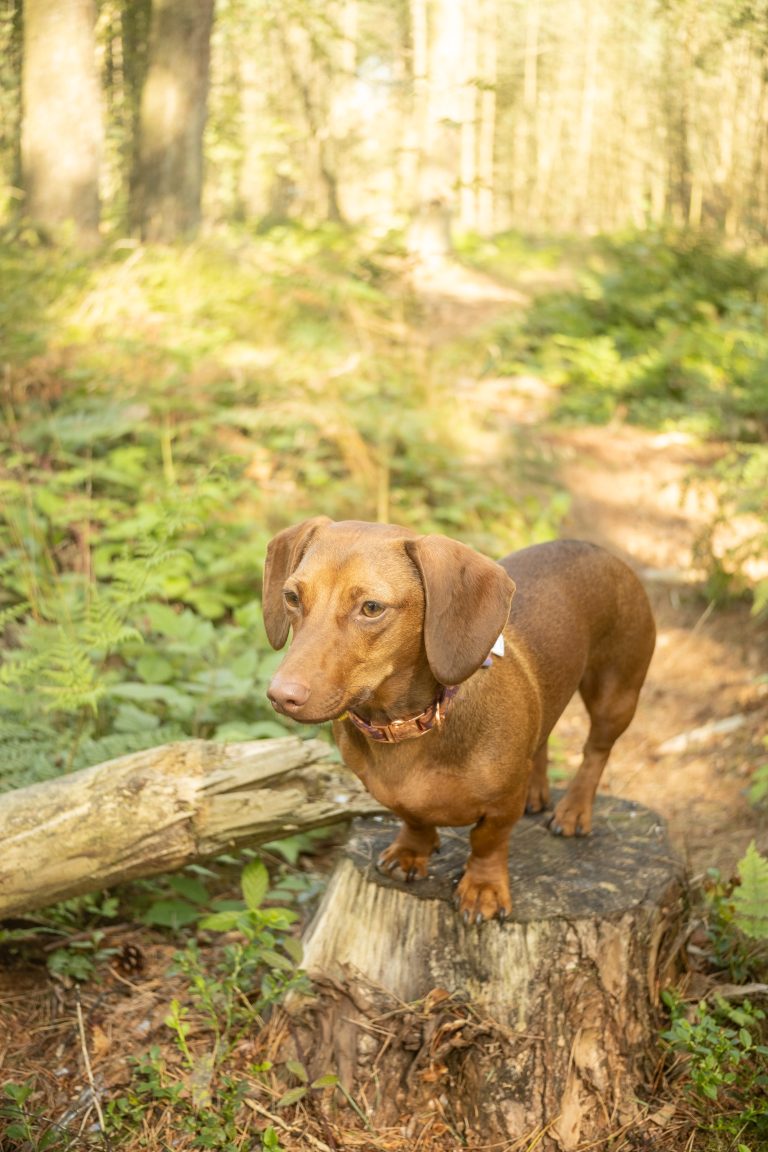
[1,256,767,1151]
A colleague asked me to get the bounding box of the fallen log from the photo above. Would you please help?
[0,737,384,918]
[286,795,687,1151]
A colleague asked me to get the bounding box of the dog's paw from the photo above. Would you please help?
[454,872,512,925]
[376,844,431,883]
[548,798,592,837]
[525,785,550,815]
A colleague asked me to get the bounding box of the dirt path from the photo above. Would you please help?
[417,258,768,878]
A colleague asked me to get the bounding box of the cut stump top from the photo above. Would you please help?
[345,793,682,922]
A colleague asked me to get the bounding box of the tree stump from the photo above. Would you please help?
[288,795,686,1150]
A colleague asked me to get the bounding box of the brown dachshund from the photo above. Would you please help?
[263,518,656,923]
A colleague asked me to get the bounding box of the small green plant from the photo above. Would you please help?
[731,841,768,941]
[0,1079,84,1150]
[663,992,768,1145]
[703,841,768,983]
[0,890,122,982]
[748,747,768,809]
[662,841,768,1147]
[261,1127,286,1151]
[107,858,309,1147]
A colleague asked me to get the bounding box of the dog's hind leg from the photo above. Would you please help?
[549,669,644,837]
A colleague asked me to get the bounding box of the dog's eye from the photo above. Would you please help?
[361,600,385,618]
[283,589,301,608]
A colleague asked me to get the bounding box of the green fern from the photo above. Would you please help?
[40,637,105,714]
[110,543,190,609]
[0,602,30,631]
[733,841,768,940]
[80,597,141,651]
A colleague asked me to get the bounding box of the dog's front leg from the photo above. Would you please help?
[455,815,517,924]
[377,821,440,882]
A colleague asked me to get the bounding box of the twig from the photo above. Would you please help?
[705,982,768,1002]
[74,989,107,1138]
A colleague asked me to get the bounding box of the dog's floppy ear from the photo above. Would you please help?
[404,535,515,685]
[262,517,332,649]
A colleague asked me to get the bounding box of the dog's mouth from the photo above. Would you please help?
[268,683,370,725]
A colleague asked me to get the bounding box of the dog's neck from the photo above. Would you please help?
[345,681,459,743]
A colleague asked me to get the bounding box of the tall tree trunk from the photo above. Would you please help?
[21,0,102,241]
[132,0,215,241]
[476,0,497,235]
[458,1,478,229]
[576,0,599,228]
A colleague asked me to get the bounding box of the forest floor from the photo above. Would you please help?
[1,252,767,1152]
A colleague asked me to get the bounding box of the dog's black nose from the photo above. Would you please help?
[267,675,311,713]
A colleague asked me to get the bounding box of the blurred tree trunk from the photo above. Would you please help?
[407,0,467,258]
[21,0,102,241]
[458,0,478,229]
[131,0,215,241]
[660,3,694,227]
[476,0,498,234]
[272,12,343,225]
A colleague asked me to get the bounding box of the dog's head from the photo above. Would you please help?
[263,518,515,723]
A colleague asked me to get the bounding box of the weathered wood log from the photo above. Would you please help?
[0,738,384,918]
[289,795,686,1151]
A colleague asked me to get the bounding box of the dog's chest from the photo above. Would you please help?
[338,729,491,827]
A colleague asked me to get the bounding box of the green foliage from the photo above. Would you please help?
[0,890,122,982]
[661,842,768,1148]
[732,841,768,941]
[662,992,768,1145]
[691,446,768,611]
[701,845,768,985]
[261,1127,286,1152]
[485,230,768,438]
[107,859,310,1147]
[747,746,768,809]
[0,231,565,791]
[479,229,768,603]
[0,1079,81,1151]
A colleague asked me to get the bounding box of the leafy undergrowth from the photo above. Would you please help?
[661,843,768,1152]
[471,229,768,607]
[0,226,564,794]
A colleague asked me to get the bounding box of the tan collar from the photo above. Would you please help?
[344,684,460,744]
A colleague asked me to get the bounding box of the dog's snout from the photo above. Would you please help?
[267,674,311,713]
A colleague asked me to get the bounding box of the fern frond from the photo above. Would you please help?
[733,841,768,940]
[0,601,30,632]
[110,545,189,609]
[0,647,52,686]
[72,723,186,772]
[81,598,142,652]
[39,638,105,714]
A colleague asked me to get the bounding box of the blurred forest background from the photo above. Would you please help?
[3,0,768,238]
[1,2,768,1149]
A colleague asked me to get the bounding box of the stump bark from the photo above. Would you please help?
[289,795,686,1150]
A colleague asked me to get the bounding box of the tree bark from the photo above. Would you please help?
[131,0,215,240]
[0,738,383,919]
[21,0,102,241]
[287,796,686,1151]
[476,0,497,235]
